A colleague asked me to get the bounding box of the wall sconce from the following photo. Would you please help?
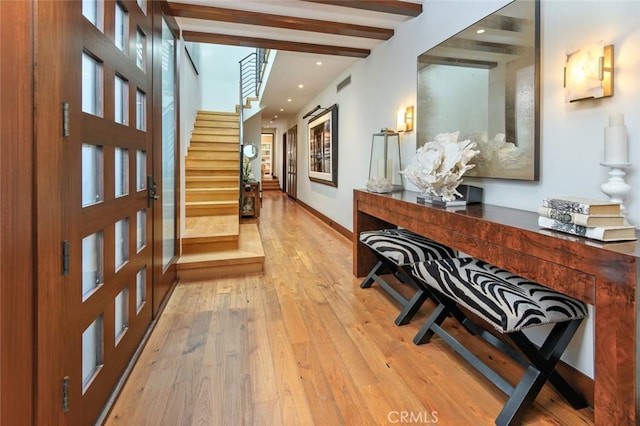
[564,41,614,102]
[396,106,414,132]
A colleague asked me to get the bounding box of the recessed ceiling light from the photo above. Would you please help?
[274,115,278,118]
[316,61,322,66]
[279,108,284,112]
[298,84,304,89]
[287,98,292,102]
[476,29,485,34]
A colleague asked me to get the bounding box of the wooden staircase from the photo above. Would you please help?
[185,111,240,217]
[178,111,265,280]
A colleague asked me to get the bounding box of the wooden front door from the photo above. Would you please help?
[34,1,177,424]
[286,125,298,199]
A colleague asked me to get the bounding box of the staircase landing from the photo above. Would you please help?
[178,220,265,280]
[182,215,239,254]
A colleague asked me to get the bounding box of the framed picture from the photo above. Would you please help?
[308,104,338,187]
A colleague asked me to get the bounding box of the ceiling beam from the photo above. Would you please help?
[183,31,371,58]
[300,1,422,17]
[168,3,394,40]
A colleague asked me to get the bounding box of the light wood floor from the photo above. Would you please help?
[105,192,594,425]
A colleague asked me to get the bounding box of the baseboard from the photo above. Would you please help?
[295,199,352,240]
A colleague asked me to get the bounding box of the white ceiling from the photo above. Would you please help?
[168,0,422,125]
[258,51,359,125]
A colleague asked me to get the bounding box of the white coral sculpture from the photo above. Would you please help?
[400,131,479,201]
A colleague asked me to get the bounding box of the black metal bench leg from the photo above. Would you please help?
[496,319,585,426]
[360,261,384,288]
[508,320,587,409]
[426,290,479,336]
[495,365,544,426]
[413,303,448,344]
[395,288,429,326]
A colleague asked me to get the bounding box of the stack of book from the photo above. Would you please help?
[538,196,637,242]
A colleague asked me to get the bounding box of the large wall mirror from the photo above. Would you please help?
[417,0,540,180]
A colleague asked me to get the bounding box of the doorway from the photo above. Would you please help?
[260,132,274,179]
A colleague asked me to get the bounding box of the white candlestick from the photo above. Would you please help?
[604,113,628,164]
[600,166,631,216]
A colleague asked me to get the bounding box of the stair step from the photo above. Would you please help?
[190,134,240,144]
[194,120,239,129]
[185,166,240,176]
[186,200,239,217]
[182,215,240,254]
[186,158,239,169]
[192,127,240,136]
[186,171,239,179]
[187,150,239,160]
[192,120,240,131]
[177,223,265,280]
[262,179,280,191]
[186,187,238,202]
[188,145,239,154]
[197,111,238,120]
[185,176,239,189]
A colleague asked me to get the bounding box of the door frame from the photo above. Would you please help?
[0,1,35,424]
[151,3,180,316]
[282,131,287,193]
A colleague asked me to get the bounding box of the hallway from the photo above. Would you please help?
[105,192,593,425]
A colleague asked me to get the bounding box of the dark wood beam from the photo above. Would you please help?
[300,0,422,17]
[183,31,370,58]
[168,3,393,40]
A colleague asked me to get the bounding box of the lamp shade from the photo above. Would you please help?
[368,131,403,191]
[564,42,614,102]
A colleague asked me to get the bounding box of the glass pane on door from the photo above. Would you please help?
[115,218,129,270]
[82,144,103,206]
[114,287,129,345]
[136,150,146,191]
[136,209,146,251]
[115,75,129,125]
[82,231,103,301]
[136,267,146,312]
[115,147,129,197]
[136,90,146,131]
[82,53,103,117]
[136,29,146,71]
[82,315,104,393]
[114,2,129,53]
[82,0,104,31]
[161,18,176,269]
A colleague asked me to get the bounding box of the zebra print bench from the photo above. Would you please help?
[410,257,589,425]
[358,229,458,325]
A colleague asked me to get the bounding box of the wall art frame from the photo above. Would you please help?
[308,104,338,187]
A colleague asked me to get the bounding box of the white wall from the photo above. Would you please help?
[288,0,640,378]
[243,113,263,181]
[200,45,254,112]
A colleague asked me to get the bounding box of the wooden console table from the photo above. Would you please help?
[353,189,639,425]
[242,181,261,218]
